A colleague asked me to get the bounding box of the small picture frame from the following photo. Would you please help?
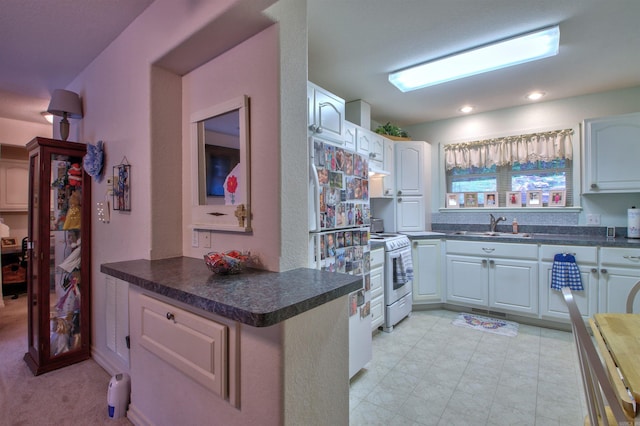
[463,192,478,208]
[549,190,566,207]
[446,193,460,208]
[483,192,498,208]
[526,190,543,207]
[1,237,17,247]
[506,191,522,208]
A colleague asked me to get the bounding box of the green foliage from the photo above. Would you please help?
[374,122,409,138]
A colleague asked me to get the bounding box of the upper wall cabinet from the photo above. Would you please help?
[307,82,345,145]
[343,121,357,152]
[583,112,640,194]
[0,159,29,211]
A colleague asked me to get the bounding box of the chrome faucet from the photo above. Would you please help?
[489,214,507,233]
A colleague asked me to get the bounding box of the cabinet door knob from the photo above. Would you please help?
[489,259,495,265]
[590,183,598,189]
[600,269,608,274]
[397,197,402,202]
[482,259,488,266]
[166,312,175,322]
[591,268,598,273]
[397,190,402,196]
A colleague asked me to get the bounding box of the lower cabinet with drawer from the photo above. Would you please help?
[370,247,385,331]
[598,247,640,313]
[446,240,538,316]
[127,288,241,425]
[138,293,228,398]
[539,244,598,321]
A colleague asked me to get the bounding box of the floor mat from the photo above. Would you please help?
[452,312,519,337]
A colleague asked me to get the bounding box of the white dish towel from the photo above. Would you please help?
[394,246,414,284]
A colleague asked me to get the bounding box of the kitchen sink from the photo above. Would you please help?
[451,231,533,238]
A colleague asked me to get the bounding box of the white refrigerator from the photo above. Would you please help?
[308,136,372,379]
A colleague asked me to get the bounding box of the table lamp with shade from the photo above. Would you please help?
[47,89,83,141]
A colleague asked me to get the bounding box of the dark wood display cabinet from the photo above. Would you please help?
[24,137,92,375]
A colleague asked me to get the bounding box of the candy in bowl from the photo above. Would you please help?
[204,250,249,275]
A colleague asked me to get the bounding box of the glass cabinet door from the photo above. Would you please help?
[49,155,85,357]
[24,137,91,376]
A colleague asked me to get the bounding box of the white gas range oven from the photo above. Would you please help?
[369,233,413,332]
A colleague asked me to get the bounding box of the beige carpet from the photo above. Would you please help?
[0,295,132,425]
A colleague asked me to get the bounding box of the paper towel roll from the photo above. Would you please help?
[628,207,640,239]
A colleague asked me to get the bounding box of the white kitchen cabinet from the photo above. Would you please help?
[446,240,538,316]
[396,195,425,233]
[307,82,345,145]
[370,247,385,331]
[539,245,598,321]
[136,292,229,399]
[343,120,357,152]
[598,247,640,313]
[395,141,430,232]
[411,239,442,304]
[583,112,640,193]
[446,254,488,306]
[0,159,29,211]
[356,126,371,156]
[369,132,385,170]
[381,139,394,195]
[395,142,424,196]
[369,138,394,199]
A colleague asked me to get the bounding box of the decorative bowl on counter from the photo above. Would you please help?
[204,250,250,275]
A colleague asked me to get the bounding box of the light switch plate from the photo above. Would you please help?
[191,230,199,248]
[201,231,211,248]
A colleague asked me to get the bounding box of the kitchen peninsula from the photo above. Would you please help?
[101,257,361,426]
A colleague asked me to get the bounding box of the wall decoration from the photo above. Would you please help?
[113,157,131,211]
[463,192,478,208]
[1,237,17,247]
[483,192,498,208]
[83,140,104,182]
[526,190,543,207]
[446,193,460,208]
[549,190,566,207]
[506,191,522,208]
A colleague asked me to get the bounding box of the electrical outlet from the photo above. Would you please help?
[191,230,199,248]
[587,214,601,225]
[201,231,211,248]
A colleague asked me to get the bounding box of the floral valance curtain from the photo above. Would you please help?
[444,129,574,170]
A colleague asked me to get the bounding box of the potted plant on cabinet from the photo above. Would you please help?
[374,122,411,141]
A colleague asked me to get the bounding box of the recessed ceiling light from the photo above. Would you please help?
[459,105,474,114]
[526,91,546,101]
[389,25,560,92]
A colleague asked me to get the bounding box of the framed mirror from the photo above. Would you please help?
[191,95,251,232]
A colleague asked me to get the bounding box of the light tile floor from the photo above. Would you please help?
[349,309,587,426]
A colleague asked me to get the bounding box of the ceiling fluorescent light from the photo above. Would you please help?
[389,25,560,92]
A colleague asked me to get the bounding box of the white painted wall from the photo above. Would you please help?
[0,117,51,146]
[181,24,281,270]
[63,0,283,375]
[406,86,640,227]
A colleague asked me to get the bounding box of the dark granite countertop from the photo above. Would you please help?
[101,257,362,327]
[402,227,640,248]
